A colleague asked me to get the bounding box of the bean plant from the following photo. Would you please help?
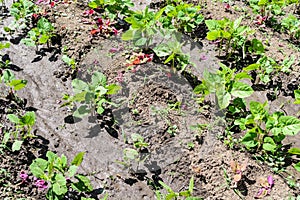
[62,71,121,118]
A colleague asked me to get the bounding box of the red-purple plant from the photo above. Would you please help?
[230,159,248,187]
[255,176,274,198]
[254,15,267,26]
[19,171,29,184]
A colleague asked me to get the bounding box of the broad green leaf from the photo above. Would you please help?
[153,44,172,57]
[88,1,98,8]
[205,20,219,31]
[0,42,10,50]
[73,91,87,102]
[164,53,175,64]
[72,79,89,93]
[47,151,57,163]
[288,147,300,155]
[92,71,106,87]
[53,174,67,195]
[39,34,49,44]
[231,82,253,98]
[294,90,300,104]
[294,162,300,172]
[12,140,23,152]
[9,79,27,90]
[234,72,252,80]
[7,114,20,124]
[262,137,276,152]
[279,116,300,135]
[21,111,35,126]
[134,37,147,46]
[124,148,138,160]
[97,105,105,115]
[216,90,231,109]
[233,17,243,30]
[241,129,258,148]
[71,152,85,166]
[206,30,219,40]
[243,63,260,71]
[106,84,121,95]
[121,29,134,41]
[72,174,93,192]
[2,70,15,83]
[30,158,48,178]
[95,85,108,96]
[73,105,91,118]
[67,165,78,177]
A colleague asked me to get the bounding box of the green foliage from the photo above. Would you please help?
[5,111,35,151]
[1,69,27,91]
[88,0,134,20]
[194,63,253,109]
[153,31,190,71]
[0,42,10,51]
[281,14,300,40]
[30,151,93,200]
[62,55,76,70]
[294,90,300,104]
[235,101,300,151]
[122,6,164,47]
[248,0,287,16]
[243,55,293,84]
[62,71,121,118]
[288,147,300,172]
[21,17,55,47]
[9,0,39,30]
[160,2,204,32]
[205,17,254,58]
[156,176,202,200]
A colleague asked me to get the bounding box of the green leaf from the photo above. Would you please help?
[2,70,15,83]
[121,29,134,41]
[72,79,89,93]
[294,162,300,172]
[164,53,175,64]
[73,105,91,118]
[294,90,300,104]
[72,174,93,192]
[205,20,219,31]
[241,129,258,148]
[123,148,138,160]
[216,90,231,109]
[71,152,85,166]
[67,165,78,177]
[88,1,98,8]
[188,176,194,194]
[12,140,23,152]
[106,84,121,95]
[92,72,106,87]
[30,158,48,178]
[288,147,300,155]
[243,63,260,71]
[231,81,253,98]
[262,137,276,152]
[53,174,67,196]
[134,37,147,46]
[0,42,10,50]
[7,114,20,124]
[21,111,35,126]
[206,30,219,40]
[39,34,49,44]
[279,116,300,135]
[159,180,174,193]
[9,79,27,90]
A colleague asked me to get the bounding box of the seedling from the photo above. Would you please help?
[160,2,204,32]
[194,63,253,109]
[61,71,121,118]
[230,159,247,187]
[294,90,300,104]
[21,17,55,49]
[156,176,202,200]
[88,0,134,20]
[30,151,93,200]
[281,14,300,40]
[205,17,254,58]
[255,176,274,199]
[62,55,76,70]
[6,111,35,151]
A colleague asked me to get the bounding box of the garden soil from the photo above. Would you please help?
[0,0,300,199]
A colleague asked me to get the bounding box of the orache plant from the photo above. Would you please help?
[30,151,93,200]
[230,159,248,187]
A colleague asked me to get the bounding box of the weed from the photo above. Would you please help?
[30,151,93,200]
